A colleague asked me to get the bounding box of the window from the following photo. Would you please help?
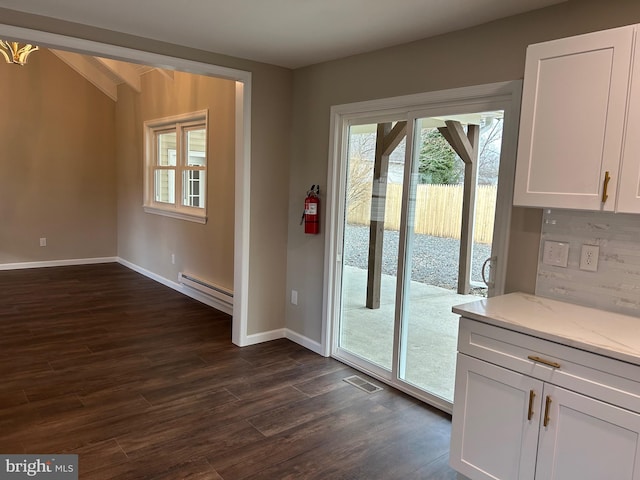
[144,110,208,223]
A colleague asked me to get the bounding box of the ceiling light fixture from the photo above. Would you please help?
[0,40,39,65]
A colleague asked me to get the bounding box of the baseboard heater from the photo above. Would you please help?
[178,272,233,307]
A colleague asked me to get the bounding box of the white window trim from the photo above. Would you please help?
[143,109,209,223]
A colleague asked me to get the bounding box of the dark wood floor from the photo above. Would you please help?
[0,263,457,479]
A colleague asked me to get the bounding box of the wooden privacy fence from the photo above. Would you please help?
[347,184,497,244]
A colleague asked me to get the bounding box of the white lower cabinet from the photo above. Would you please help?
[450,318,640,480]
[536,384,640,479]
[451,354,541,480]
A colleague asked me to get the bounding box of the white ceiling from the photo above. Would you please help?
[0,0,566,68]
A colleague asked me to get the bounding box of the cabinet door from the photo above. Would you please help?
[514,26,634,210]
[618,31,640,213]
[450,354,542,480]
[536,384,640,480]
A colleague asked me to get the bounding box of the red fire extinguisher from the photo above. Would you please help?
[301,185,320,235]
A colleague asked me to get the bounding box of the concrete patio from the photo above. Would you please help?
[340,265,481,402]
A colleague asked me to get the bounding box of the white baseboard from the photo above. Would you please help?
[285,329,325,356]
[117,258,233,315]
[0,257,118,271]
[240,327,325,355]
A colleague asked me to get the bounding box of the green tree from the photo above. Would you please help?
[417,129,461,184]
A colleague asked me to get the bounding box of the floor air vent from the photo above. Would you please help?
[343,375,383,394]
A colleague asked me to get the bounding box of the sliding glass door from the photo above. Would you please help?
[331,90,516,411]
[339,121,406,374]
[396,112,504,402]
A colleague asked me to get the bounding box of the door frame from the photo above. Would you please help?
[0,23,254,347]
[321,81,523,409]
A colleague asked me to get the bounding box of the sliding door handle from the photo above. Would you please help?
[481,256,496,288]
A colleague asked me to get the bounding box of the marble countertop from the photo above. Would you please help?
[453,292,640,366]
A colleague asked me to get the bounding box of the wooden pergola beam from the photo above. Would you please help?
[438,120,474,164]
[383,121,407,156]
[366,119,478,301]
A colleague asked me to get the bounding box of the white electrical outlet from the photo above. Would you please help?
[291,290,298,305]
[580,244,599,272]
[39,237,47,247]
[171,254,175,265]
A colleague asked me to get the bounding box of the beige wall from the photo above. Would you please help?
[8,0,640,348]
[0,8,292,337]
[285,0,640,342]
[116,70,236,290]
[0,49,117,264]
[245,68,294,334]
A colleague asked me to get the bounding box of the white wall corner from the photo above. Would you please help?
[238,328,324,355]
[285,329,325,356]
[242,328,287,346]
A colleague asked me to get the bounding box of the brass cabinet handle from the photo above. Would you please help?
[528,390,536,421]
[543,395,552,427]
[527,355,560,369]
[602,171,611,203]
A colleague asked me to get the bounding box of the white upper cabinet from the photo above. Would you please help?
[514,26,635,211]
[618,32,640,213]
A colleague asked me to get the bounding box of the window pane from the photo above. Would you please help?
[155,170,175,204]
[187,129,206,167]
[183,170,205,208]
[158,131,177,166]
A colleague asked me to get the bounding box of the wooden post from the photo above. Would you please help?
[459,124,479,294]
[366,122,407,309]
[438,121,480,295]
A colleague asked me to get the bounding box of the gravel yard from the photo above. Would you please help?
[343,224,491,293]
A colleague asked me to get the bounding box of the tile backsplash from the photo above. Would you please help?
[536,209,640,317]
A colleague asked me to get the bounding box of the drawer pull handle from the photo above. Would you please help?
[528,390,536,421]
[543,395,552,427]
[527,355,561,369]
[602,171,611,203]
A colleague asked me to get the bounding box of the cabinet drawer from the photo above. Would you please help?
[458,317,640,413]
